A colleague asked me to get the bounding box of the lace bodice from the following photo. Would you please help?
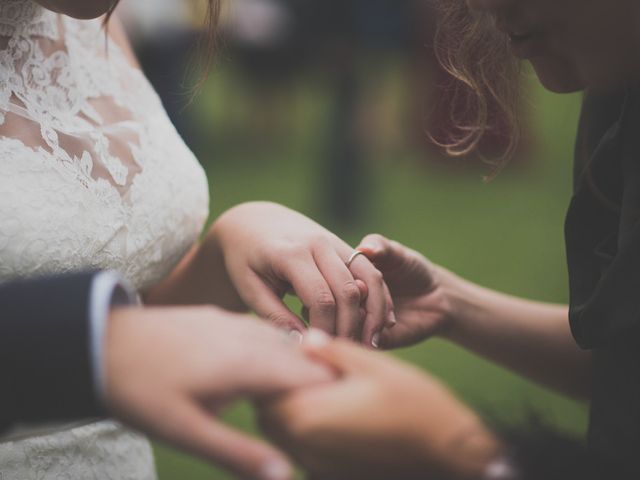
[0,1,209,478]
[0,0,209,290]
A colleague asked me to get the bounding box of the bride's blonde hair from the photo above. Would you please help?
[433,0,522,176]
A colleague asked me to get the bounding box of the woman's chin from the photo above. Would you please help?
[538,76,585,94]
[530,57,586,94]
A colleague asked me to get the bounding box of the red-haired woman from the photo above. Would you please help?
[261,0,640,478]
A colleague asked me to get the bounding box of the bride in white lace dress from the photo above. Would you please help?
[0,1,394,478]
[0,1,208,477]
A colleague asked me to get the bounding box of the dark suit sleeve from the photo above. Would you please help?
[0,272,106,433]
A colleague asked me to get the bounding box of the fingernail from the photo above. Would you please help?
[389,311,397,325]
[288,330,303,344]
[305,328,331,347]
[260,459,292,480]
[371,332,380,348]
[358,244,376,254]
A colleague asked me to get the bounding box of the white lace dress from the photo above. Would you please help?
[0,1,209,478]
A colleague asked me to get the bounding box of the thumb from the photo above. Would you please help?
[357,233,390,260]
[301,329,384,375]
[161,398,294,480]
[358,234,418,274]
[357,234,407,271]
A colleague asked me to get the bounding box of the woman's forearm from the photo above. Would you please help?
[438,267,592,400]
[144,233,247,312]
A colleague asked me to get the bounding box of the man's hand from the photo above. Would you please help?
[104,305,334,480]
[258,331,499,480]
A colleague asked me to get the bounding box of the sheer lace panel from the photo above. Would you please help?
[0,3,145,195]
[0,0,209,290]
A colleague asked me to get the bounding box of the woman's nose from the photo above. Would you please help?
[466,0,513,13]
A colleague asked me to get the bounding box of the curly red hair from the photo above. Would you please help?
[433,0,522,176]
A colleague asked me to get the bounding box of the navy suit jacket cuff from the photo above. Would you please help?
[0,272,108,430]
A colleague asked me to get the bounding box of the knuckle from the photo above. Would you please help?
[309,234,330,250]
[287,244,309,259]
[340,281,361,304]
[313,291,336,315]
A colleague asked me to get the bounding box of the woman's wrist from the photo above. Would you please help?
[144,228,246,311]
[194,227,247,311]
[429,265,472,341]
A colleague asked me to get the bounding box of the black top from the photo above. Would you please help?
[566,87,640,473]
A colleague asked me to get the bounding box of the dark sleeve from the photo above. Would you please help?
[0,272,106,433]
[497,422,634,480]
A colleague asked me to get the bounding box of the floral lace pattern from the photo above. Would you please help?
[0,0,209,290]
[0,421,157,480]
[0,0,210,477]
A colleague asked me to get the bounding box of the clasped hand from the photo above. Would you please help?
[249,233,500,480]
[209,202,396,347]
[258,330,499,480]
[130,204,478,479]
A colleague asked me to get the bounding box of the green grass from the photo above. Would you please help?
[154,63,586,479]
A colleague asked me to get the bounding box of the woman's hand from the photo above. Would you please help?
[105,305,334,480]
[356,235,593,400]
[209,202,394,347]
[355,233,455,348]
[258,331,500,480]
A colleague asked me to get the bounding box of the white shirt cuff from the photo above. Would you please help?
[89,271,137,402]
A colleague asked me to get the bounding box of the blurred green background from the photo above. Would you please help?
[148,55,585,478]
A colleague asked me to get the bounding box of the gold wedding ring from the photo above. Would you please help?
[346,250,365,268]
